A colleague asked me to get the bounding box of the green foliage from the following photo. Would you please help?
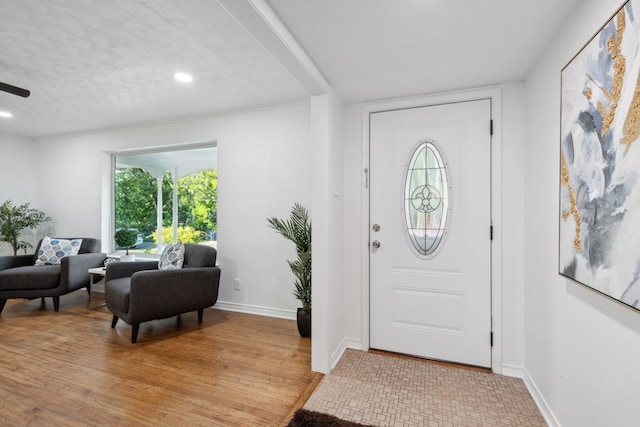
[0,200,51,255]
[178,170,218,232]
[267,203,312,311]
[115,168,217,239]
[114,229,138,255]
[114,168,158,236]
[288,251,311,312]
[152,225,202,245]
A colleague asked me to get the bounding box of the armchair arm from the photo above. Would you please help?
[60,252,108,292]
[105,261,158,282]
[0,254,34,271]
[128,267,221,323]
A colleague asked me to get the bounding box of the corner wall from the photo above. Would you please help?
[0,132,40,255]
[524,0,640,425]
[310,91,346,373]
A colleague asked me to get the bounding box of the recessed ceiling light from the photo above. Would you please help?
[0,111,13,118]
[174,72,193,83]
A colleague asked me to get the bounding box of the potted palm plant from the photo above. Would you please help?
[0,200,50,255]
[268,203,311,337]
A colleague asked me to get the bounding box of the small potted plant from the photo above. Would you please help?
[114,229,138,262]
[268,203,311,337]
[0,200,50,255]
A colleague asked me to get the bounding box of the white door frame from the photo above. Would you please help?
[361,87,503,373]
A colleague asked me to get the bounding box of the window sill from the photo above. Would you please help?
[108,252,160,261]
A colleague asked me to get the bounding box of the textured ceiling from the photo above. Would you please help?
[0,0,581,139]
[0,0,307,138]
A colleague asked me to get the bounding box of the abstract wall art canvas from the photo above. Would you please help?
[560,0,640,311]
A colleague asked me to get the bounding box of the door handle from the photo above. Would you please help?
[372,240,381,249]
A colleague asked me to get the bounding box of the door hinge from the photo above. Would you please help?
[490,119,493,136]
[490,332,494,347]
[490,225,493,240]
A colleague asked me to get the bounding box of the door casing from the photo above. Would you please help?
[360,88,503,373]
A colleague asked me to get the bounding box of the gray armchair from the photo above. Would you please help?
[105,244,221,343]
[0,237,106,313]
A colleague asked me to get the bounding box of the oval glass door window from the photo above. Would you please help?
[404,140,450,257]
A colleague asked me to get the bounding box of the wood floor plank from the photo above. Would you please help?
[0,290,320,426]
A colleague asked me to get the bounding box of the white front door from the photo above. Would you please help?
[369,99,492,368]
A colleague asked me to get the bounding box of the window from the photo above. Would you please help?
[113,145,217,254]
[404,140,449,257]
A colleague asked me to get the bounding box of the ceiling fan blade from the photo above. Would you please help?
[0,82,30,98]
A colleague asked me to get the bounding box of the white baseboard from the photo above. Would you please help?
[501,364,560,427]
[329,337,362,371]
[213,300,296,320]
[500,363,524,379]
[345,337,362,351]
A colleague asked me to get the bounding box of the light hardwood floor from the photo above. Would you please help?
[0,290,321,426]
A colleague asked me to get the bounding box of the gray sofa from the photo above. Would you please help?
[105,244,221,343]
[0,237,106,313]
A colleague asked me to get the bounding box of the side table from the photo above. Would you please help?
[88,267,107,309]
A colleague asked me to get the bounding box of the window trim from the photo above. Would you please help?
[109,141,217,255]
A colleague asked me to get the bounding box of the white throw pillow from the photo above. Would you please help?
[35,237,83,265]
[158,242,185,270]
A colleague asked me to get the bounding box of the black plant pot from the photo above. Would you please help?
[297,308,311,337]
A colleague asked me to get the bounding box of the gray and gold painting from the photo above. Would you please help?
[560,0,640,310]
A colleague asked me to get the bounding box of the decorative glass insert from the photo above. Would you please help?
[404,140,449,257]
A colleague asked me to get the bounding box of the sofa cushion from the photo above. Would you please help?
[35,237,83,265]
[0,265,61,290]
[105,277,131,313]
[158,243,185,270]
[31,237,101,264]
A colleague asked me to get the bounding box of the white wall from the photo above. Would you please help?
[340,84,527,371]
[524,1,640,425]
[0,132,37,203]
[500,83,527,371]
[33,102,312,317]
[0,132,43,255]
[309,91,346,373]
[328,92,345,366]
[342,103,365,345]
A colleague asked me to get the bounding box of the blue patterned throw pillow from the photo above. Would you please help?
[158,242,185,270]
[35,237,83,265]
